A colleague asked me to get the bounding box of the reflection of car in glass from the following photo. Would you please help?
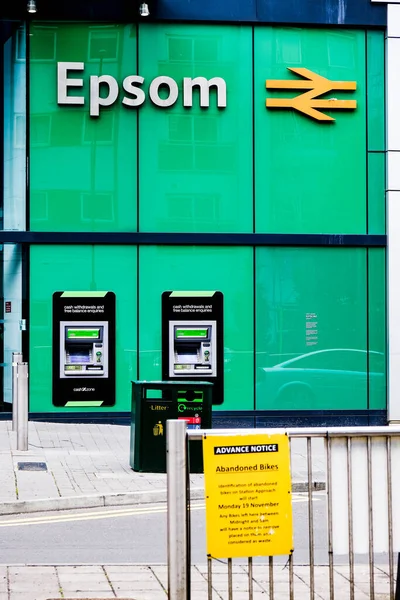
[257,349,385,409]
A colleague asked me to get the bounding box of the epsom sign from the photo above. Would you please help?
[57,62,227,117]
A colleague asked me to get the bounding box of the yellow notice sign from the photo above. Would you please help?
[203,434,293,559]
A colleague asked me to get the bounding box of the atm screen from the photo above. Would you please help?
[175,328,208,339]
[67,328,100,340]
[68,347,91,363]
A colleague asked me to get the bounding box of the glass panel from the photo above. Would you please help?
[256,247,368,410]
[138,24,253,233]
[255,27,367,234]
[368,152,385,234]
[29,23,137,232]
[0,246,4,410]
[2,244,22,411]
[3,22,26,231]
[139,246,254,411]
[368,248,386,409]
[29,246,137,412]
[367,31,385,152]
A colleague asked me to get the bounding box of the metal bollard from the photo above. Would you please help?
[16,362,28,451]
[167,419,190,600]
[12,352,23,432]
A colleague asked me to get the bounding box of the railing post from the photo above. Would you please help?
[16,362,28,451]
[12,352,23,432]
[167,419,189,600]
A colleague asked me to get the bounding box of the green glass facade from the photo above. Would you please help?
[24,23,386,421]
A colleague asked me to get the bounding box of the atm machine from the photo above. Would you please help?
[162,291,223,405]
[169,321,217,377]
[60,322,108,378]
[52,291,115,407]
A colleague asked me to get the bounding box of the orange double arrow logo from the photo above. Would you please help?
[266,67,357,122]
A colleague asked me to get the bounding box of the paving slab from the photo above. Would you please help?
[54,596,116,599]
[0,564,393,600]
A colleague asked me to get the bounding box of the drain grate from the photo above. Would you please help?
[17,462,48,471]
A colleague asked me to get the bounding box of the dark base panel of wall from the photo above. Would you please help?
[212,410,387,428]
[0,409,387,427]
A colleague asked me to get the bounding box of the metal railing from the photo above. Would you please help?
[167,422,400,600]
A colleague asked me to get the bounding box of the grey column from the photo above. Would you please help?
[12,352,23,432]
[16,362,28,451]
[167,419,189,600]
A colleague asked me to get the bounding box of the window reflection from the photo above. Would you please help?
[140,25,253,233]
[256,248,385,411]
[30,26,56,61]
[165,193,222,229]
[30,23,136,232]
[4,22,26,232]
[88,28,119,62]
[258,349,384,409]
[167,35,219,64]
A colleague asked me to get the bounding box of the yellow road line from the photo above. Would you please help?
[0,493,321,528]
[0,503,205,528]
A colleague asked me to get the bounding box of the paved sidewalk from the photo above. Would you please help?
[0,421,326,515]
[0,563,392,599]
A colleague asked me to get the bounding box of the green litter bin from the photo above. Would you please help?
[130,380,213,473]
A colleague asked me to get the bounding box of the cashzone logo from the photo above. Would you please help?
[57,62,227,117]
